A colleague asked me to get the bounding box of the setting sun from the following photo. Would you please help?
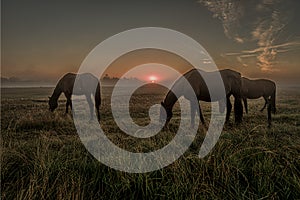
[149,75,157,83]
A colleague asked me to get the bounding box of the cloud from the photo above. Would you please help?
[226,41,300,56]
[198,0,299,72]
[226,40,300,71]
[198,0,244,40]
[201,58,212,64]
[250,8,288,71]
[234,37,244,44]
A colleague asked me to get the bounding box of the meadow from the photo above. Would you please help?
[1,85,300,199]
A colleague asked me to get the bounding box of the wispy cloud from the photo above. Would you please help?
[250,7,287,71]
[198,0,299,72]
[226,40,300,71]
[227,41,300,55]
[198,0,244,42]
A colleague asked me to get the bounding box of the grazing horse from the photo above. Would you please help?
[48,73,101,120]
[160,69,243,127]
[241,77,276,127]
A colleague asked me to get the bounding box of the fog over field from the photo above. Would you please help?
[1,85,300,199]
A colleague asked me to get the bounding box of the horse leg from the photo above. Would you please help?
[267,98,272,127]
[218,98,226,114]
[190,100,205,128]
[243,98,248,114]
[197,102,205,125]
[64,93,72,114]
[96,106,100,121]
[68,98,75,117]
[66,98,73,115]
[234,96,243,124]
[190,101,196,128]
[65,100,69,114]
[260,97,267,112]
[69,98,72,110]
[85,94,94,120]
[226,96,232,123]
[95,97,100,121]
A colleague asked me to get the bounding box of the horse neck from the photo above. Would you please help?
[51,83,63,100]
[164,90,179,110]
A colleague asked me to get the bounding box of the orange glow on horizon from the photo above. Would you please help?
[149,75,158,83]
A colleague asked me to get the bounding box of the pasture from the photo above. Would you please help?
[1,85,300,199]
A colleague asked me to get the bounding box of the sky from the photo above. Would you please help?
[2,0,300,85]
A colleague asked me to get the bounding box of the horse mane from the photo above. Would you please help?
[50,73,75,100]
[164,89,178,109]
[50,80,63,100]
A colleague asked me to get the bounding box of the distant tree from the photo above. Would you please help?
[9,77,21,82]
[1,77,9,82]
[103,74,110,80]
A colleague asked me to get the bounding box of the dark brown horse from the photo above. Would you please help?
[241,77,276,127]
[48,73,101,120]
[160,69,243,127]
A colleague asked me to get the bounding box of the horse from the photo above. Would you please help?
[160,69,243,127]
[48,73,101,121]
[241,77,276,127]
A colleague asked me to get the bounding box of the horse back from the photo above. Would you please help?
[242,78,275,99]
[73,73,100,95]
[59,73,100,95]
[182,69,240,101]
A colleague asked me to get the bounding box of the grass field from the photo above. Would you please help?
[1,85,300,199]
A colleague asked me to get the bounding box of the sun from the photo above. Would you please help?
[149,75,157,83]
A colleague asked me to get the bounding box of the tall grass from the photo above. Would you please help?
[1,86,300,199]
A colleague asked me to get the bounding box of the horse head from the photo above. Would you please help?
[159,102,173,126]
[48,96,58,112]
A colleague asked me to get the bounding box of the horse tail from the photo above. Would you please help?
[271,83,276,114]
